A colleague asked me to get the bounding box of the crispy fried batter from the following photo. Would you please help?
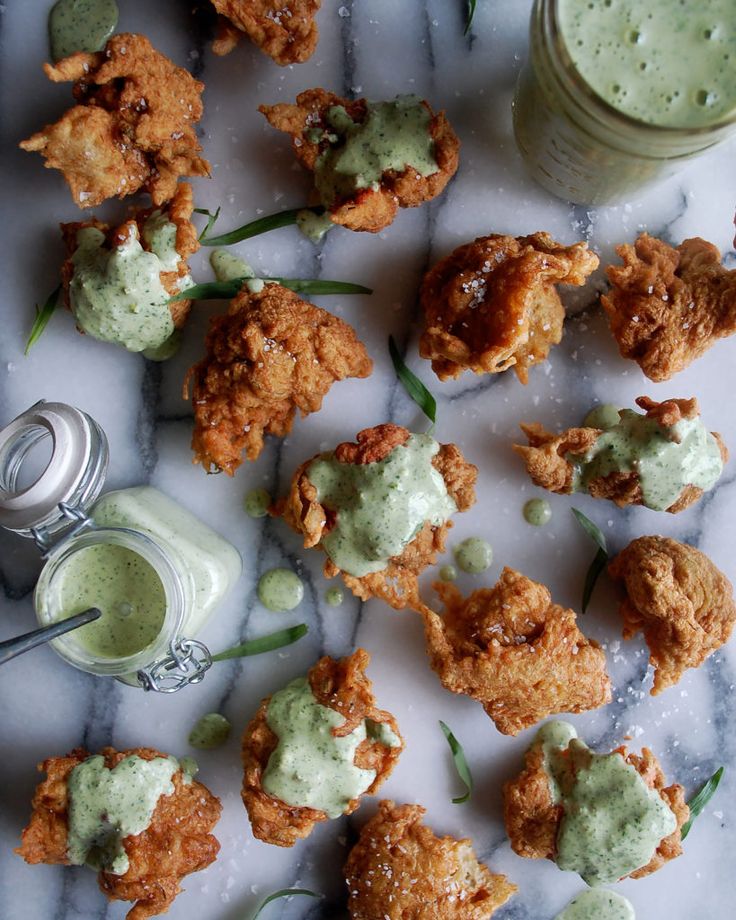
[210,0,321,64]
[260,88,459,233]
[513,396,727,513]
[241,649,403,847]
[185,283,372,473]
[20,34,209,208]
[601,234,736,382]
[17,747,221,920]
[344,800,517,920]
[60,183,199,330]
[609,536,736,694]
[419,233,599,382]
[420,568,611,735]
[278,424,477,609]
[503,739,688,880]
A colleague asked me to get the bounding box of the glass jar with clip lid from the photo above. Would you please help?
[0,400,242,692]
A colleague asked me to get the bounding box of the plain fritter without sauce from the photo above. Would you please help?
[20,34,209,208]
[241,649,403,848]
[260,88,460,233]
[514,396,727,513]
[344,800,517,920]
[609,536,736,694]
[278,424,477,609]
[601,233,736,382]
[210,0,321,63]
[503,739,688,880]
[419,232,599,382]
[185,282,372,473]
[420,568,611,735]
[17,747,221,920]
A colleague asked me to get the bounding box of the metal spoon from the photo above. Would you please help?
[0,608,101,665]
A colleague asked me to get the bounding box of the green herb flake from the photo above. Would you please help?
[439,720,473,804]
[24,285,62,355]
[201,206,325,247]
[388,335,437,424]
[681,767,724,840]
[571,507,609,613]
[465,0,477,35]
[251,888,320,919]
[170,277,371,303]
[211,624,308,663]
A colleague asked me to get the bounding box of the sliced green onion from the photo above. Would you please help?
[388,335,437,424]
[200,206,325,246]
[681,767,724,840]
[194,206,221,242]
[251,888,320,919]
[571,508,609,613]
[439,720,473,804]
[170,277,371,303]
[211,624,308,662]
[465,0,477,35]
[24,285,61,355]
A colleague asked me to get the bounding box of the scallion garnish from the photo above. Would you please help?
[200,206,325,247]
[439,720,473,804]
[464,0,477,35]
[24,285,61,355]
[211,624,308,662]
[571,507,608,613]
[170,277,371,302]
[194,206,221,242]
[251,888,320,919]
[388,335,437,424]
[681,767,724,840]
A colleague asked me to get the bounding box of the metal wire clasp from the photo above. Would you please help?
[136,638,213,693]
[31,502,94,557]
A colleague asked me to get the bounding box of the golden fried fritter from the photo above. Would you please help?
[419,233,599,382]
[344,800,517,920]
[260,88,460,233]
[602,234,736,382]
[609,536,736,694]
[17,747,221,920]
[210,0,321,64]
[420,568,611,735]
[20,34,209,208]
[514,396,727,513]
[60,183,199,330]
[241,649,403,847]
[278,424,477,609]
[503,738,688,880]
[185,283,372,473]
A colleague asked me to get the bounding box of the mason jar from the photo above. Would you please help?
[0,401,242,691]
[513,0,736,205]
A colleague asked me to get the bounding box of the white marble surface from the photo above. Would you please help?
[1,2,736,918]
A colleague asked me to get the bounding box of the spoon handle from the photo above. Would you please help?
[0,608,101,665]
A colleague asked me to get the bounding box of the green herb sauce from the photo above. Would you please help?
[263,677,376,818]
[532,721,677,886]
[188,713,231,750]
[66,753,178,875]
[178,756,199,784]
[583,404,621,431]
[296,209,334,243]
[257,568,304,612]
[571,407,723,511]
[325,586,344,606]
[308,433,456,577]
[439,563,458,582]
[454,537,493,574]
[366,719,401,748]
[48,0,118,62]
[555,889,635,920]
[142,328,182,362]
[314,95,439,206]
[210,248,254,282]
[244,488,272,518]
[523,498,552,526]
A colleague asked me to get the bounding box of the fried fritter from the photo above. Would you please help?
[601,234,736,382]
[185,282,372,473]
[278,424,477,609]
[17,746,221,920]
[60,183,199,331]
[420,568,611,735]
[609,536,736,694]
[514,396,727,513]
[344,800,517,920]
[241,649,403,847]
[210,0,321,64]
[20,34,209,208]
[419,232,599,382]
[503,736,688,880]
[260,89,460,233]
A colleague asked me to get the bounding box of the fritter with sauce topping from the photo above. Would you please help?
[241,649,403,847]
[609,536,736,694]
[20,34,209,208]
[210,0,321,64]
[260,89,460,233]
[514,396,727,513]
[420,568,611,735]
[185,282,372,473]
[343,800,517,920]
[602,234,736,381]
[277,424,477,609]
[17,746,221,920]
[419,232,599,382]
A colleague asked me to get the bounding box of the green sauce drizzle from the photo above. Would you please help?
[583,404,621,431]
[523,498,552,526]
[308,434,456,578]
[439,563,458,582]
[454,537,493,574]
[48,0,119,62]
[188,713,231,750]
[296,209,334,243]
[325,586,344,606]
[555,889,635,920]
[257,568,304,612]
[244,488,272,518]
[210,248,254,282]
